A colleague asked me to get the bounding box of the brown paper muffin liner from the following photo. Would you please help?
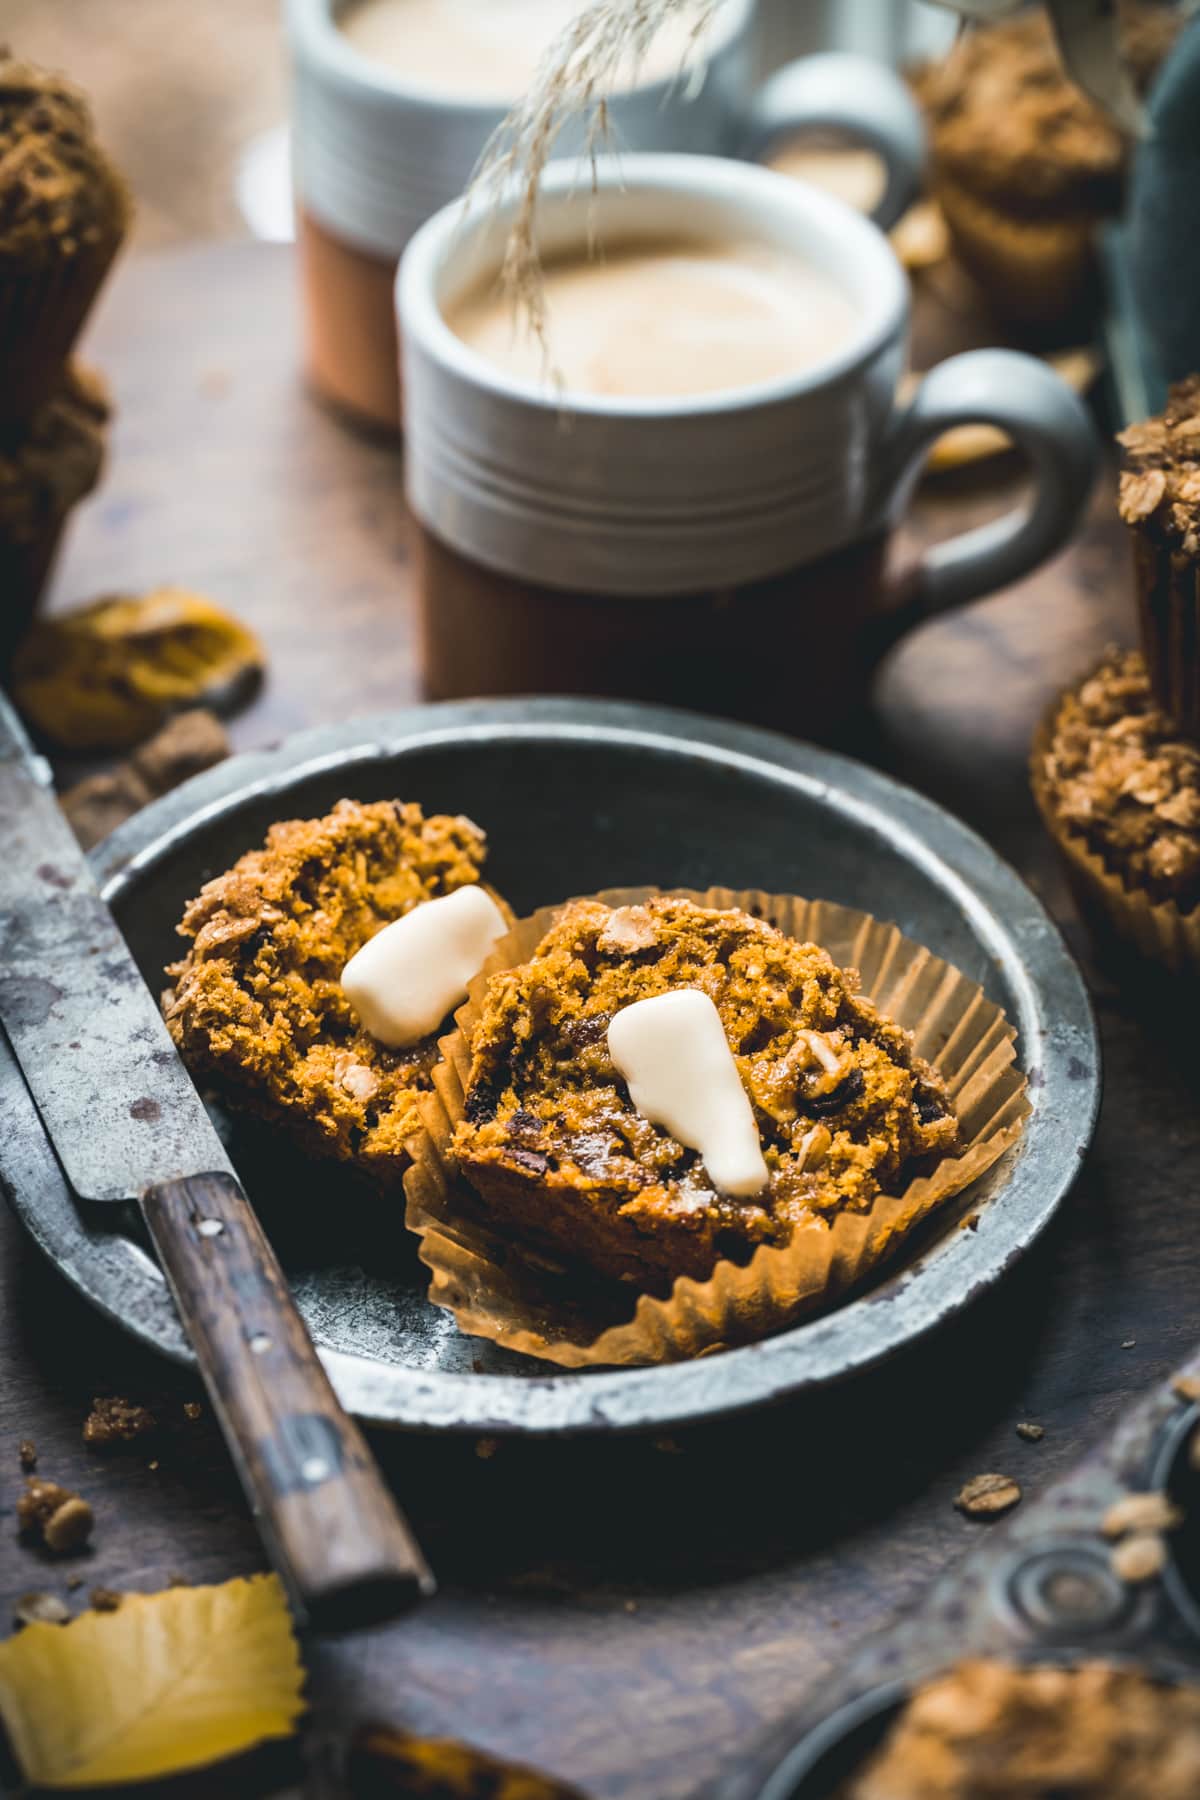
[403,888,1029,1367]
[1031,693,1200,975]
[0,234,124,425]
[934,174,1099,332]
[1131,531,1200,742]
[0,517,65,671]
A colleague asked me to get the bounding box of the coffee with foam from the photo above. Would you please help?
[338,0,704,102]
[445,237,859,400]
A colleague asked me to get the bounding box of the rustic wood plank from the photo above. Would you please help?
[2,244,1197,1800]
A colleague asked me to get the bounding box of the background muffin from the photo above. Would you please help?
[1032,647,1200,969]
[919,7,1177,332]
[1119,374,1200,738]
[837,1659,1200,1798]
[0,52,130,423]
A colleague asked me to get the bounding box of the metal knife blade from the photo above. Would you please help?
[0,691,231,1201]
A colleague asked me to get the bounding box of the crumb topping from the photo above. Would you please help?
[839,1660,1200,1799]
[0,50,129,264]
[164,799,490,1174]
[1040,648,1200,909]
[454,897,958,1288]
[1118,374,1200,551]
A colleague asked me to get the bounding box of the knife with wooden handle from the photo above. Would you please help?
[0,691,433,1631]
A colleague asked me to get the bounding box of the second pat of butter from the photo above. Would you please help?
[342,885,508,1048]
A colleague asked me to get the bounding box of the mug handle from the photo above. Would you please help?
[740,51,925,230]
[877,348,1100,635]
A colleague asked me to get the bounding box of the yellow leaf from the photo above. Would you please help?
[0,1573,305,1789]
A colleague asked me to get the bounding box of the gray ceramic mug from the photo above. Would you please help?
[398,155,1100,736]
[286,0,926,427]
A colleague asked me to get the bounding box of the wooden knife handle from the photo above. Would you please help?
[141,1170,434,1631]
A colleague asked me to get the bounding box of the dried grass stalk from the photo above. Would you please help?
[465,0,720,348]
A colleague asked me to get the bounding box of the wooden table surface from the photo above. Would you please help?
[4,242,1200,1800]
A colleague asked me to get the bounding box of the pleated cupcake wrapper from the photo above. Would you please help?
[403,887,1029,1367]
[0,233,122,425]
[0,517,66,671]
[934,173,1099,330]
[1132,532,1200,743]
[1031,690,1200,975]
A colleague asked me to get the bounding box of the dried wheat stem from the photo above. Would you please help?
[465,0,721,349]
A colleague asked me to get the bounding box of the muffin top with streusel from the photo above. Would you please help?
[1038,647,1200,908]
[1118,374,1200,553]
[0,51,129,266]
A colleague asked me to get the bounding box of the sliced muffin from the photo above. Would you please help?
[165,798,493,1175]
[452,895,959,1290]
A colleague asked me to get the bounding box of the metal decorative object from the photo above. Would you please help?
[713,1356,1200,1796]
[0,699,1098,1435]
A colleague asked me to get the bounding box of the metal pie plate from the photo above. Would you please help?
[0,699,1098,1434]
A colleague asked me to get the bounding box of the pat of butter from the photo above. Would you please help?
[341,886,507,1048]
[607,989,769,1198]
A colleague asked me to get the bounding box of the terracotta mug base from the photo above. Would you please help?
[414,524,906,742]
[297,209,401,433]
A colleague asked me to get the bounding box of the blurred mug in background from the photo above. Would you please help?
[287,0,926,432]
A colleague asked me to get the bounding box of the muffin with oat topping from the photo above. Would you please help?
[0,52,130,423]
[1118,375,1200,739]
[1032,646,1200,969]
[164,799,501,1177]
[452,895,959,1291]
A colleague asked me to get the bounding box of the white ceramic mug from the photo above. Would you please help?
[286,0,926,427]
[397,154,1100,735]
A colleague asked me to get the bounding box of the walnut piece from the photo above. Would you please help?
[18,1477,95,1554]
[955,1473,1022,1519]
[596,905,659,954]
[1110,1531,1167,1583]
[1102,1491,1181,1538]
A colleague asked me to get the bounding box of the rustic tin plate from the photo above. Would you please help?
[0,699,1098,1434]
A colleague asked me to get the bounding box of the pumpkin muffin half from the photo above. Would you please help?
[452,895,960,1291]
[164,798,498,1176]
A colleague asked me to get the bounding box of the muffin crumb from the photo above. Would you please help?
[83,1395,157,1448]
[13,1591,69,1628]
